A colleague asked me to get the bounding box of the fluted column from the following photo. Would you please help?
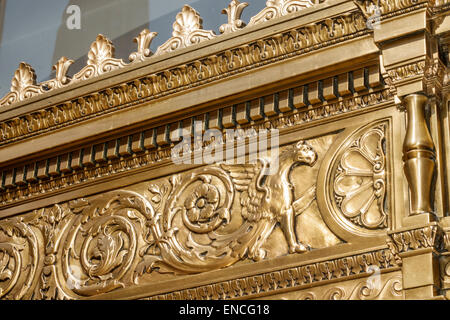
[403,94,436,215]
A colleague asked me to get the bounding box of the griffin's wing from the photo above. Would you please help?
[221,159,270,221]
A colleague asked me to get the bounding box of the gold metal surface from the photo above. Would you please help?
[0,0,449,300]
[402,94,436,215]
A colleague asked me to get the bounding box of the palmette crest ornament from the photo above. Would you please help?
[248,0,315,26]
[72,34,127,81]
[155,5,217,55]
[0,63,42,107]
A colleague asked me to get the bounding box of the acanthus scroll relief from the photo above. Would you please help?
[0,123,392,299]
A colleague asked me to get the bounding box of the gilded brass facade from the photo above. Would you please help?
[0,0,449,300]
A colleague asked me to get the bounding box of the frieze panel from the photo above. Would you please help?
[0,119,395,299]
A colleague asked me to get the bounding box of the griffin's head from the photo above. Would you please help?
[293,140,317,166]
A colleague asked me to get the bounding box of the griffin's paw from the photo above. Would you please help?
[249,248,267,261]
[289,243,310,254]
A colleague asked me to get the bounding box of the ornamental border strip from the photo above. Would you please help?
[144,247,399,300]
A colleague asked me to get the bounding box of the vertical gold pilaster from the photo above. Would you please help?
[403,94,436,216]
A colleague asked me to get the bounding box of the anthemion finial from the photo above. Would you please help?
[129,29,158,62]
[220,0,249,34]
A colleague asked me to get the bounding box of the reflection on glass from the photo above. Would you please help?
[0,0,270,98]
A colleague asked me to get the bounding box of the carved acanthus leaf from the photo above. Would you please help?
[248,0,314,26]
[386,61,426,83]
[387,225,444,261]
[155,5,216,55]
[0,219,39,300]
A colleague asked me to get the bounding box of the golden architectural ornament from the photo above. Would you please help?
[155,5,216,55]
[147,248,399,300]
[248,0,314,26]
[220,0,249,34]
[129,29,158,63]
[333,123,388,229]
[72,34,127,81]
[0,10,367,144]
[387,225,443,257]
[43,57,74,90]
[402,94,436,215]
[0,63,43,107]
[0,83,391,207]
[0,0,449,301]
[266,274,403,300]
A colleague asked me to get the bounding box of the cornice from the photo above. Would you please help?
[0,0,351,114]
[0,77,390,214]
[0,4,369,149]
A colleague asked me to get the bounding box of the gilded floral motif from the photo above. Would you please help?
[334,124,388,229]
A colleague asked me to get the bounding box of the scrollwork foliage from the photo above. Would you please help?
[0,217,39,299]
[0,139,325,298]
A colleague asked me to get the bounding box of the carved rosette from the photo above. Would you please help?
[248,0,314,26]
[155,6,216,55]
[73,35,127,81]
[135,167,235,276]
[317,121,390,241]
[334,123,388,229]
